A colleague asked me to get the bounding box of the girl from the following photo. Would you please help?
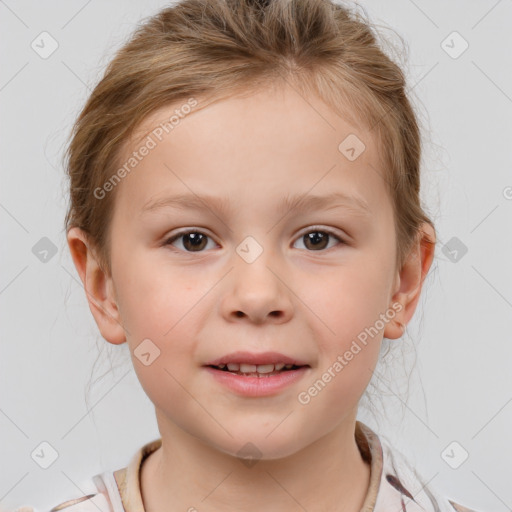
[15,0,481,510]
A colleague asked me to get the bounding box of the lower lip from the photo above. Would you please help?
[203,366,310,397]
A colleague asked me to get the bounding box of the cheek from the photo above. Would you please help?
[307,258,392,340]
[300,261,389,404]
[114,249,197,335]
[130,357,206,440]
[112,260,203,406]
[120,267,201,415]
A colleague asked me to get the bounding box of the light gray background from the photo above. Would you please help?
[1,1,511,511]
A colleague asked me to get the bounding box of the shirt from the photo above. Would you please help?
[13,421,481,512]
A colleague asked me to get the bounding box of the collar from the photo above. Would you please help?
[112,420,382,512]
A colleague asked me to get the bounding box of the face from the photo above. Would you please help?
[105,82,401,459]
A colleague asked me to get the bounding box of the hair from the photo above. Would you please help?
[63,0,437,432]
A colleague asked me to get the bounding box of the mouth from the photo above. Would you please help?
[205,362,310,378]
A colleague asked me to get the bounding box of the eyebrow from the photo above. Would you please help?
[139,191,371,218]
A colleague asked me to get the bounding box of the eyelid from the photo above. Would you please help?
[164,227,219,247]
[296,225,347,241]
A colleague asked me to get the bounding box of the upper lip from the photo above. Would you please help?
[204,351,310,367]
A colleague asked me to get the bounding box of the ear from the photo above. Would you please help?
[384,222,436,340]
[66,227,126,345]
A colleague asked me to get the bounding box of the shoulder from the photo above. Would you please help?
[10,473,116,512]
[10,495,104,512]
[376,434,483,512]
[49,491,112,512]
[13,437,162,512]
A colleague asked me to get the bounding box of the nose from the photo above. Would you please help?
[220,248,294,325]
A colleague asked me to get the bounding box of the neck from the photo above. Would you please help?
[140,414,371,512]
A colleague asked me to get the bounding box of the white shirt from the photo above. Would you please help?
[13,421,480,512]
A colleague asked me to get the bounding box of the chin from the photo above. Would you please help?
[211,430,306,463]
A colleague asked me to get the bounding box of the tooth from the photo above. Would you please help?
[239,363,257,373]
[256,364,275,373]
[222,362,294,374]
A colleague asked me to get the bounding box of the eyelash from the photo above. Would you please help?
[163,226,347,254]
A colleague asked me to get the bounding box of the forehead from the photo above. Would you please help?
[113,83,391,222]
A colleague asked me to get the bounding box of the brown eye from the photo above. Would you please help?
[165,230,215,252]
[293,228,345,252]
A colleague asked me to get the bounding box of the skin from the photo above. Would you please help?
[67,81,435,512]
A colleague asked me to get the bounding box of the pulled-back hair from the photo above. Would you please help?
[63,0,435,278]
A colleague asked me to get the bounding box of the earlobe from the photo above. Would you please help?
[66,227,126,345]
[384,223,436,340]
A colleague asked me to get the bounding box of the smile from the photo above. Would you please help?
[210,362,306,377]
[204,365,310,397]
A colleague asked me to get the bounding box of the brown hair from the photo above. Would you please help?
[63,0,435,279]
